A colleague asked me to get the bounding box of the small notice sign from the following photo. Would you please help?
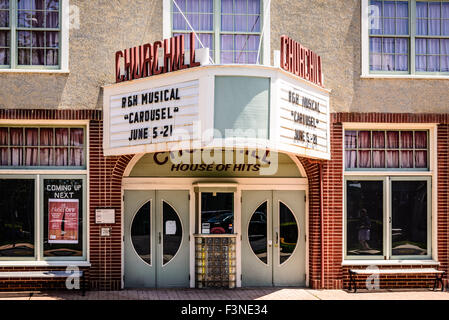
[95,209,115,224]
[202,223,210,234]
[101,227,111,237]
[166,220,177,235]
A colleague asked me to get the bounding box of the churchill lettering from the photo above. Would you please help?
[115,33,201,83]
[280,35,323,87]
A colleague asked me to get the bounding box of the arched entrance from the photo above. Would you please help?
[121,149,309,288]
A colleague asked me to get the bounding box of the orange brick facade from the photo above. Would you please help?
[0,110,447,291]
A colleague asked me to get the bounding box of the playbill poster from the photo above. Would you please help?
[48,199,79,244]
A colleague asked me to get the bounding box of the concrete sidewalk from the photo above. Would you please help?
[0,288,448,300]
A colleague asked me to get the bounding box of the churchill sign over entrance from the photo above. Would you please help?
[115,33,201,83]
[104,32,330,160]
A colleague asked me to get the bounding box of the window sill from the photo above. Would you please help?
[0,69,70,74]
[0,261,91,267]
[342,260,439,266]
[361,74,449,80]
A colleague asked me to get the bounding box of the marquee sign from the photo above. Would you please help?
[108,80,199,149]
[277,78,329,157]
[103,64,330,160]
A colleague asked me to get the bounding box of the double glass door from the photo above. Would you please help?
[242,190,306,287]
[124,190,189,288]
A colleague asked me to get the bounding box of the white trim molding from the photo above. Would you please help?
[0,261,91,267]
[342,260,439,266]
[361,0,370,77]
[60,0,70,72]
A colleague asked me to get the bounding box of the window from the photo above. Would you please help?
[369,0,410,72]
[0,178,35,257]
[345,130,429,170]
[345,177,430,259]
[200,192,234,234]
[0,175,87,260]
[171,0,264,64]
[0,125,87,262]
[0,0,64,70]
[346,180,384,257]
[0,126,85,168]
[344,127,432,260]
[364,0,449,75]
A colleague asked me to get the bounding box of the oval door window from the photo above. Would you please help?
[131,201,151,265]
[279,202,298,265]
[163,201,182,266]
[248,202,268,265]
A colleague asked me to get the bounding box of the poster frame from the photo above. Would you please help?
[39,174,87,261]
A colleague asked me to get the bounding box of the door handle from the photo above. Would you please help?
[275,231,279,247]
[158,232,161,244]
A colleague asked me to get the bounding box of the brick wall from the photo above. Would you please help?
[88,119,133,290]
[297,159,322,289]
[0,110,448,291]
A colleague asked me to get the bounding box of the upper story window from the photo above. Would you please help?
[0,126,85,168]
[0,0,64,70]
[363,0,449,75]
[171,0,264,64]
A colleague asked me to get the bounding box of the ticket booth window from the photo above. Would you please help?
[200,192,234,234]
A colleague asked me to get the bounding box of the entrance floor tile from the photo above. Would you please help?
[0,288,448,300]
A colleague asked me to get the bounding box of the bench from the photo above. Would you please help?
[348,268,445,293]
[0,271,87,295]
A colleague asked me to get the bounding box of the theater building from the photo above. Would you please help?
[0,0,448,291]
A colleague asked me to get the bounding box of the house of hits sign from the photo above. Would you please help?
[280,35,323,87]
[115,32,201,83]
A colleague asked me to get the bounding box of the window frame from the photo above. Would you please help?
[362,0,449,76]
[0,174,87,261]
[0,0,69,72]
[344,176,387,260]
[165,0,270,65]
[389,175,432,260]
[343,123,435,262]
[344,175,432,261]
[0,121,89,264]
[0,1,11,68]
[39,174,87,261]
[368,0,412,75]
[199,191,235,235]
